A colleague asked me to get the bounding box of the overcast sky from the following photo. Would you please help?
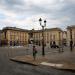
[0,0,75,30]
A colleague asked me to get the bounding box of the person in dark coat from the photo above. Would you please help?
[33,45,37,60]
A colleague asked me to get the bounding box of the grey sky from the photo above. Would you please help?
[0,0,75,30]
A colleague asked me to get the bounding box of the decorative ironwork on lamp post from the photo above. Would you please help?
[39,18,46,56]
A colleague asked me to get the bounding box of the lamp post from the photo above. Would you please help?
[70,28,73,52]
[39,18,46,56]
[59,31,61,52]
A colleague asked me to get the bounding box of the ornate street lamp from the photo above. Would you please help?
[39,18,47,56]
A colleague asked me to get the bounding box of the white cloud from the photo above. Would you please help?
[66,0,75,3]
[0,0,75,30]
[24,0,57,5]
[59,16,70,22]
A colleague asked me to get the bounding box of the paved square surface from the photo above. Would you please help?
[0,45,75,75]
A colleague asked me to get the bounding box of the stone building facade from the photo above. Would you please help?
[67,26,75,46]
[31,28,64,47]
[1,26,74,47]
[0,27,29,46]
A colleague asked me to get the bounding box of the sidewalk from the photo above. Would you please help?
[10,50,75,71]
[10,55,48,66]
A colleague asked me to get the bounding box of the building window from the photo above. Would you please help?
[53,35,55,40]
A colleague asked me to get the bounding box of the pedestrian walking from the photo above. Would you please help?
[33,45,37,60]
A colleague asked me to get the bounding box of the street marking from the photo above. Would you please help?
[40,62,63,68]
[46,51,58,54]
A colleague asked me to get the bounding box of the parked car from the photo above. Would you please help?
[51,44,59,48]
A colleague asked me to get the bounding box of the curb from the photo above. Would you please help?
[40,62,75,71]
[9,56,75,71]
[10,58,38,66]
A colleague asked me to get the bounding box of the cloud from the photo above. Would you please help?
[0,0,75,30]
